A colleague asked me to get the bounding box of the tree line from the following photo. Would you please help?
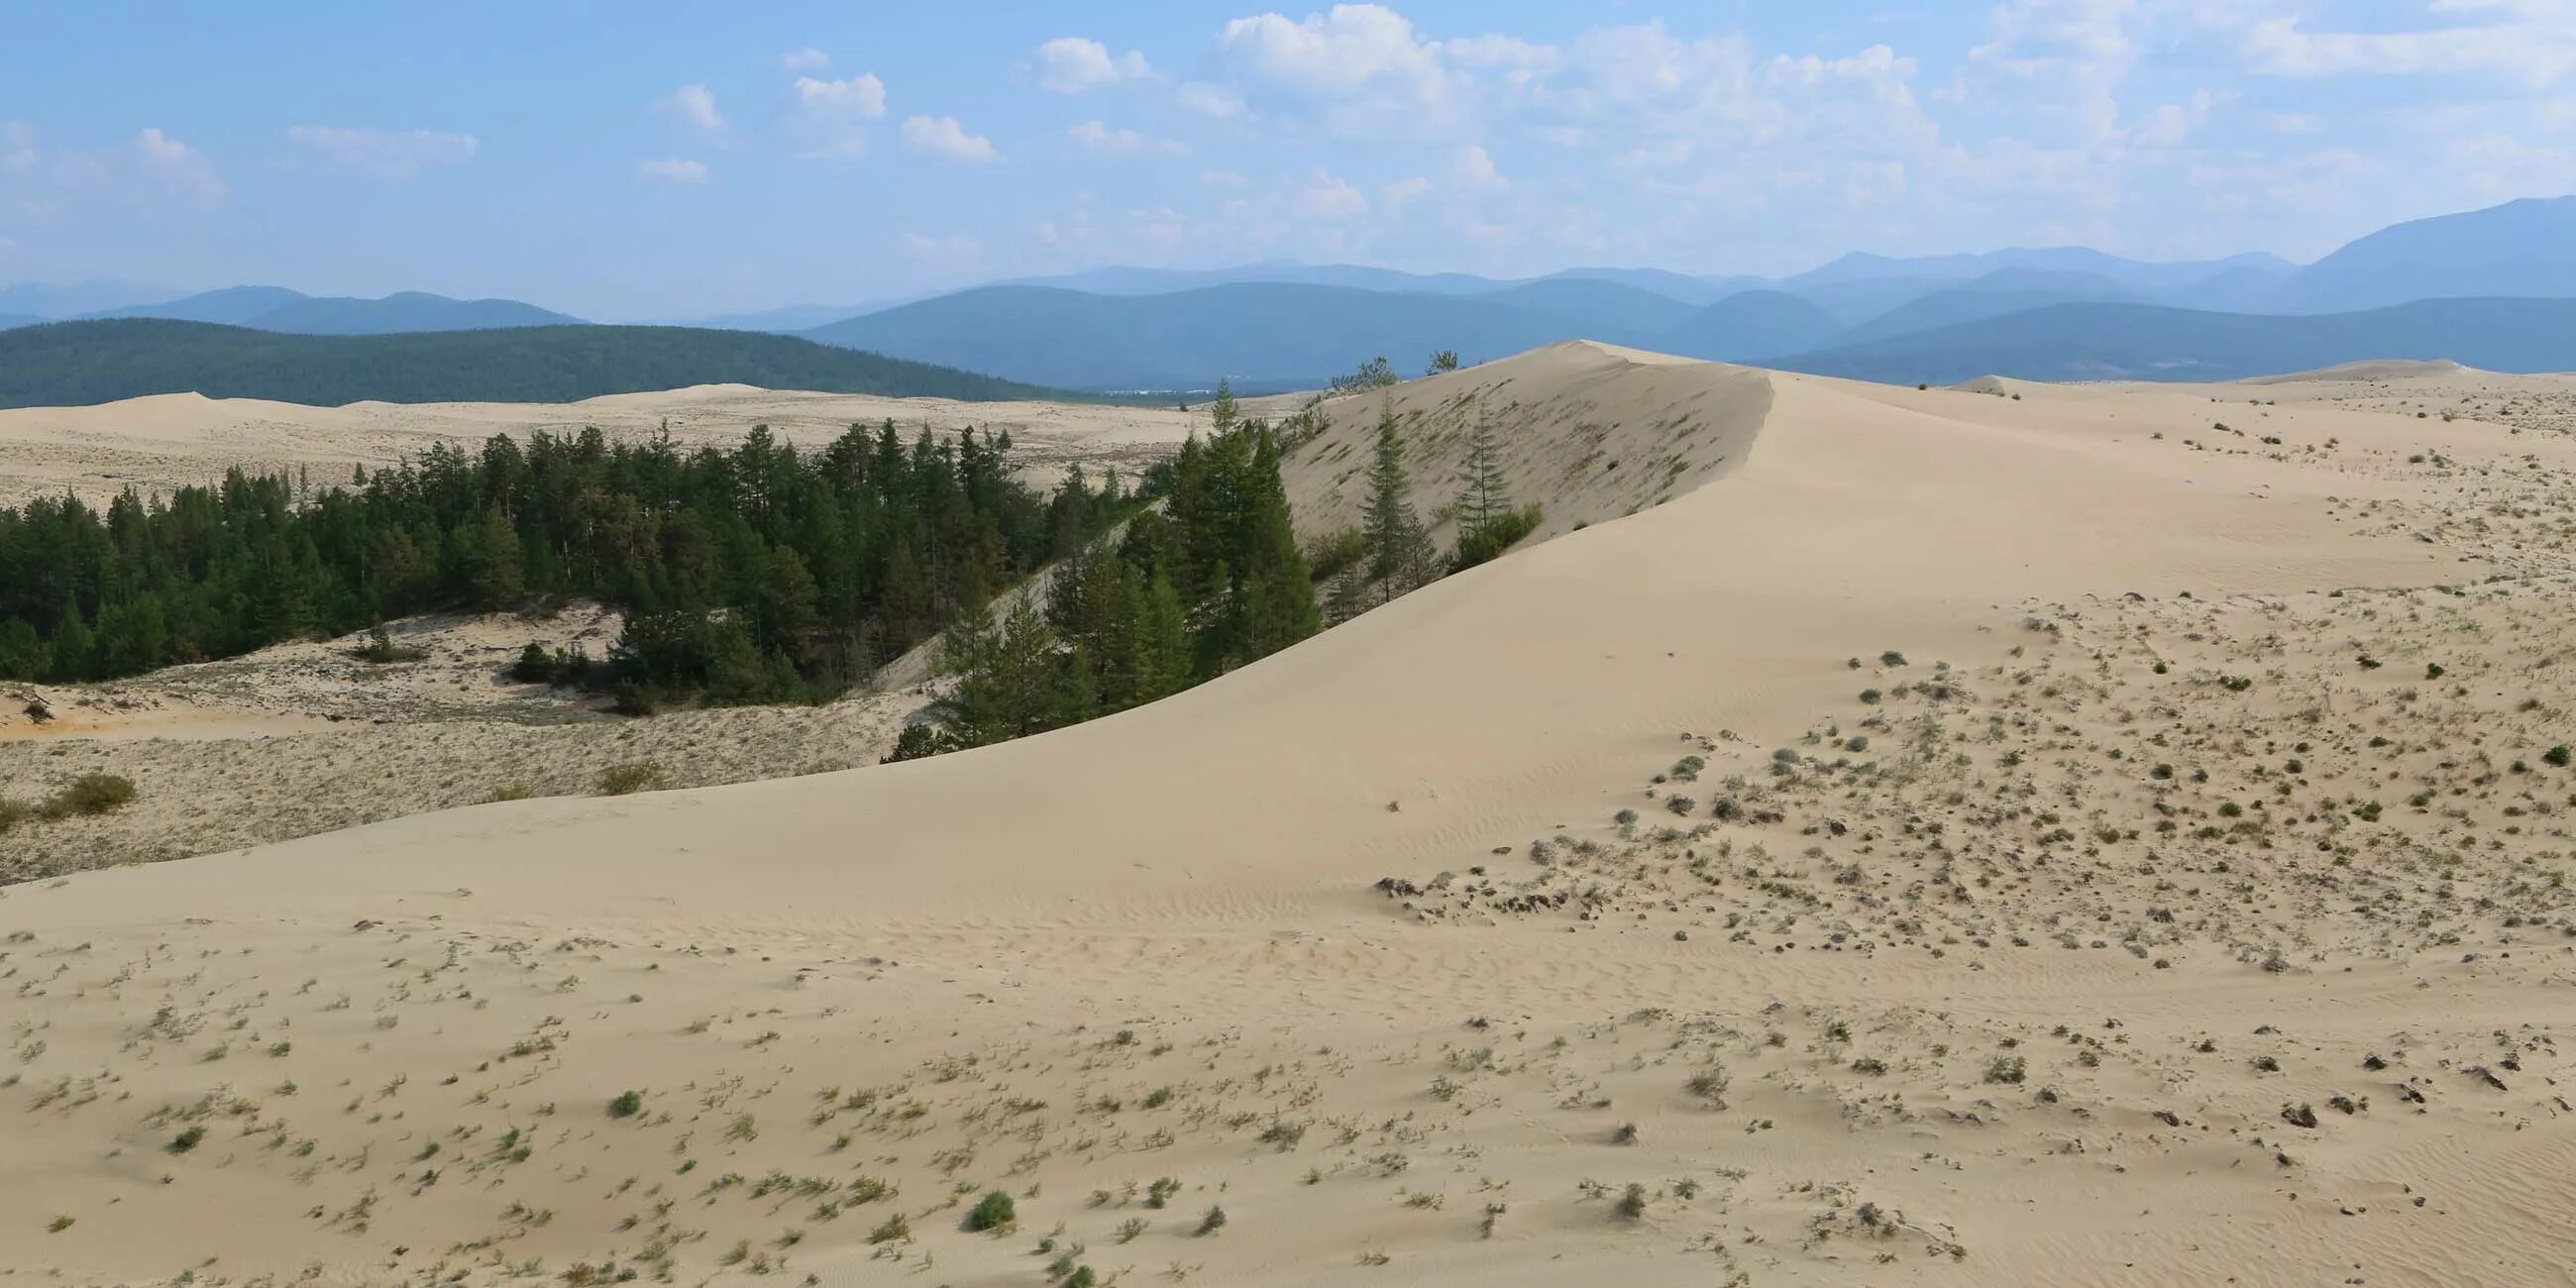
[902,379,1539,757]
[900,382,1319,755]
[0,420,1134,708]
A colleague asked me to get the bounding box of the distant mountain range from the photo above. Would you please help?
[5,194,2572,397]
[68,287,585,334]
[1771,297,2576,385]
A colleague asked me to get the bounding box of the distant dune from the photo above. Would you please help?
[11,344,2576,1285]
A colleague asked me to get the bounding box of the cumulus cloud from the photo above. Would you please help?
[903,115,999,161]
[638,158,709,182]
[1067,120,1182,156]
[1222,4,1451,101]
[1176,81,1248,117]
[796,74,887,117]
[1034,37,1152,93]
[793,73,889,157]
[780,48,830,70]
[138,127,223,201]
[1451,143,1507,189]
[2239,5,2576,87]
[285,125,478,178]
[666,83,724,133]
[1300,166,1367,217]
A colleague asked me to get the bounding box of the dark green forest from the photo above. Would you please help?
[0,319,1066,409]
[904,386,1319,755]
[0,421,1137,706]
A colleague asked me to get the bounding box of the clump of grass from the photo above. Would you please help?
[349,622,426,664]
[966,1189,1017,1233]
[1195,1204,1228,1236]
[607,1090,644,1119]
[168,1126,206,1153]
[1614,1183,1649,1221]
[42,773,138,820]
[594,762,663,796]
[1983,1055,2026,1085]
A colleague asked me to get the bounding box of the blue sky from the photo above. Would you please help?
[3,1,2570,318]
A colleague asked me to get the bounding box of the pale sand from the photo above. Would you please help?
[4,344,2576,1286]
[0,385,1203,507]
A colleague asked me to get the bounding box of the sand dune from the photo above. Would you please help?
[0,384,1203,507]
[6,346,2575,1286]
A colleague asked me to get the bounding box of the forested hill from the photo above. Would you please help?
[0,319,1063,409]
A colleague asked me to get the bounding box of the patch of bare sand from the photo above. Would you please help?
[0,385,1202,507]
[5,347,2576,1287]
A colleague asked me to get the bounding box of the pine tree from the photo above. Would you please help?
[1457,401,1510,537]
[1360,399,1432,595]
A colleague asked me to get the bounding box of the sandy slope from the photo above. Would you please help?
[5,345,2576,1287]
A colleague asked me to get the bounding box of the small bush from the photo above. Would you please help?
[2547,746,2572,768]
[511,641,557,684]
[1983,1055,2026,1085]
[1614,1183,1649,1220]
[349,623,426,665]
[607,1090,644,1119]
[168,1126,206,1153]
[45,773,136,819]
[1304,527,1370,583]
[1196,1204,1228,1235]
[1451,504,1546,573]
[966,1189,1017,1233]
[594,763,663,797]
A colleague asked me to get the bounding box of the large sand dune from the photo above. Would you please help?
[6,344,2576,1286]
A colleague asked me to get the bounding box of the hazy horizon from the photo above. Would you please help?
[7,1,2573,320]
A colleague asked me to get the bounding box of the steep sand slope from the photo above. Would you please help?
[6,348,2574,1287]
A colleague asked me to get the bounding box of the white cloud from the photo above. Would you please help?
[638,158,709,182]
[780,48,830,70]
[1067,120,1183,156]
[138,127,223,201]
[903,115,999,161]
[793,73,888,157]
[1176,80,1247,118]
[666,83,724,133]
[1034,37,1152,93]
[1222,4,1451,101]
[795,74,887,117]
[1300,166,1367,217]
[2239,6,2576,87]
[1381,174,1433,213]
[1450,143,1507,189]
[285,125,478,177]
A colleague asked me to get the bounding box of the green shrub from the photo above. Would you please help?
[45,773,136,818]
[594,763,663,796]
[607,1090,643,1119]
[2547,746,2571,768]
[168,1126,206,1153]
[1451,504,1544,573]
[1195,1204,1228,1235]
[966,1189,1017,1232]
[349,623,425,664]
[1303,526,1370,583]
[510,641,556,684]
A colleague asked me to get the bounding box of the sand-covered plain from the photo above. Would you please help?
[5,348,2576,1287]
